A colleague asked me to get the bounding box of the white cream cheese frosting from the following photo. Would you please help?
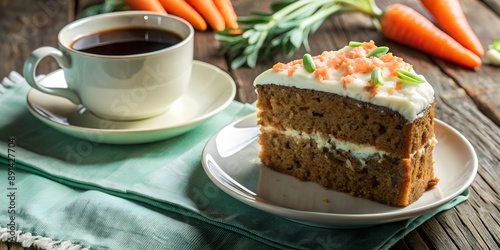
[262,126,437,168]
[254,41,435,121]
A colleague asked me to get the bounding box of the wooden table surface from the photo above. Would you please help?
[1,0,499,249]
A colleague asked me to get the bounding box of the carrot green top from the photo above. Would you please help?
[254,41,435,121]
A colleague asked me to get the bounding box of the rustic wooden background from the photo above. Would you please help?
[1,0,499,249]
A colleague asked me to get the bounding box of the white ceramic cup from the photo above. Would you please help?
[23,11,194,121]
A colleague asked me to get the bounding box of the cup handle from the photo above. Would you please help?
[23,46,81,104]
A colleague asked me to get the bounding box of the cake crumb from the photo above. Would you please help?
[427,177,440,189]
[323,198,330,203]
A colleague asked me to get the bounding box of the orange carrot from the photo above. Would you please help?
[379,4,481,69]
[213,0,238,29]
[125,0,167,14]
[421,0,484,57]
[158,0,207,31]
[185,0,225,31]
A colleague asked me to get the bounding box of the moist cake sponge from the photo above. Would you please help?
[254,41,438,207]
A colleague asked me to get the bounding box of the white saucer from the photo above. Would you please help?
[202,114,478,228]
[27,61,236,144]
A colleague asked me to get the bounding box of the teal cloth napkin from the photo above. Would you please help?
[0,78,468,250]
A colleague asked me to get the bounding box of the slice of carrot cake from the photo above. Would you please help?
[254,41,438,207]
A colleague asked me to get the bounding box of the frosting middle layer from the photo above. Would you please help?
[261,126,437,168]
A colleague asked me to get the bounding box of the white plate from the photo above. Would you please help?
[202,113,478,228]
[27,61,236,144]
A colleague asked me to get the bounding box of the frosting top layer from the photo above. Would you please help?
[254,41,435,121]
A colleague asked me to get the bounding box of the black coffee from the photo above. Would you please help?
[70,27,183,55]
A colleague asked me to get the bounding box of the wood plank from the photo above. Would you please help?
[0,0,74,78]
[400,230,430,250]
[193,31,230,74]
[75,0,101,13]
[460,186,500,248]
[459,203,491,248]
[436,207,486,249]
[481,0,500,15]
[420,218,461,249]
[390,239,410,250]
[0,242,27,250]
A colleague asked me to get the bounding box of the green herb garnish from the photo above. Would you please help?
[215,0,383,69]
[366,46,389,58]
[303,53,316,72]
[371,67,383,86]
[486,40,500,66]
[349,41,363,47]
[396,69,425,85]
[80,0,129,18]
[492,40,500,51]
